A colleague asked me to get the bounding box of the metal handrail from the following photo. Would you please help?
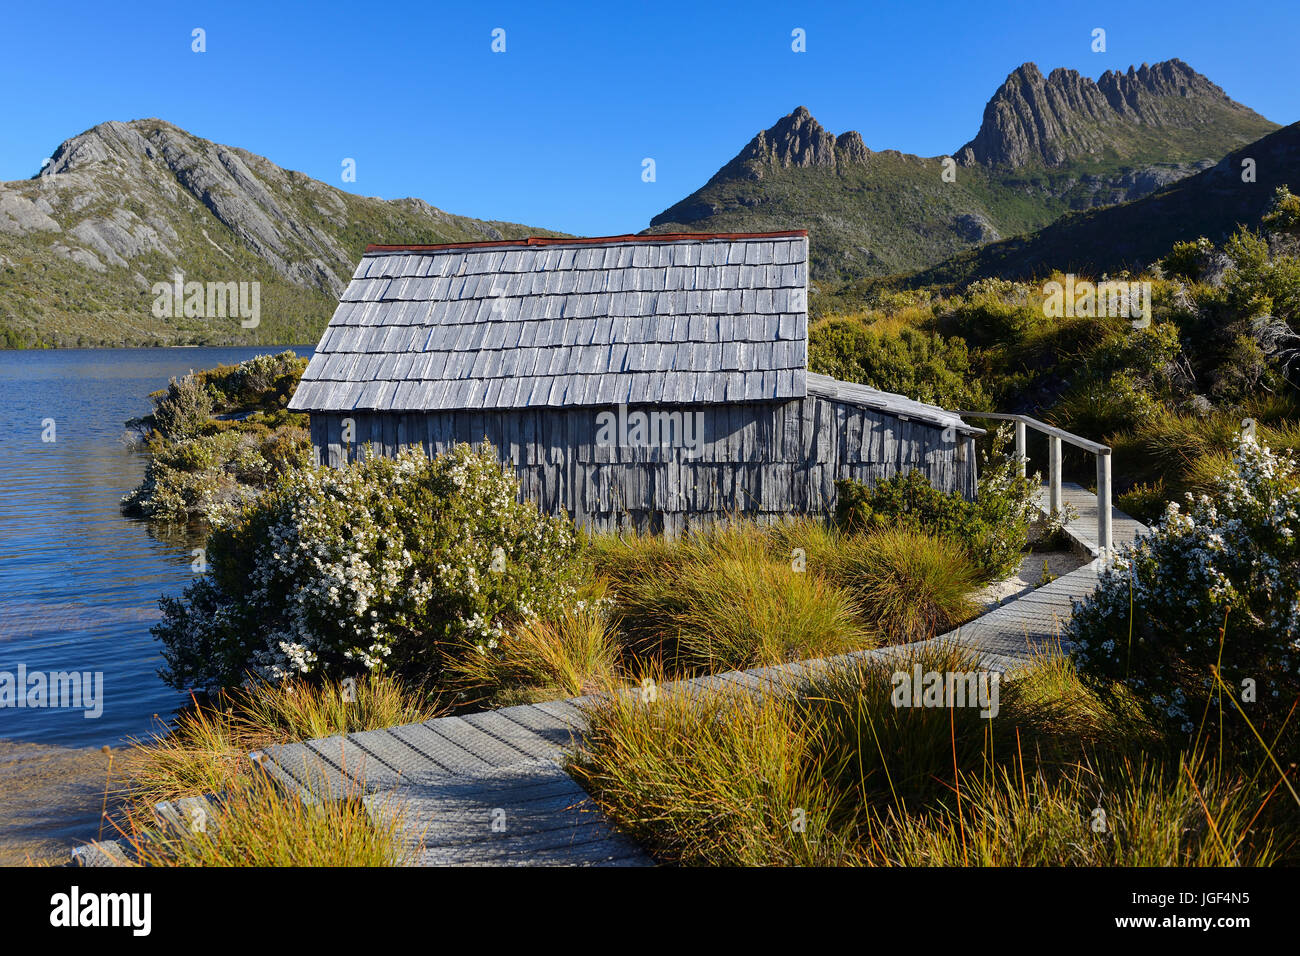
[954,410,1113,557]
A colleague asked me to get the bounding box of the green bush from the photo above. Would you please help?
[1116,481,1169,524]
[1051,370,1161,439]
[1160,237,1215,282]
[1067,439,1300,740]
[808,319,988,409]
[834,430,1039,582]
[155,443,582,690]
[1262,185,1300,236]
[152,374,216,442]
[940,295,1042,348]
[123,353,312,523]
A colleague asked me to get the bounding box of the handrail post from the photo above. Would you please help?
[1014,420,1027,478]
[1096,452,1112,560]
[1048,436,1062,516]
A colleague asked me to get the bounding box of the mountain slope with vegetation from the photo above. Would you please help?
[0,119,564,348]
[648,60,1276,280]
[808,186,1300,525]
[914,121,1300,285]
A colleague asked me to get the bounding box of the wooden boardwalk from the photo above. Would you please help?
[1040,481,1148,559]
[74,484,1146,867]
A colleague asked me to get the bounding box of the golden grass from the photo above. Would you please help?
[451,603,622,699]
[119,774,411,867]
[127,674,443,805]
[570,645,1298,866]
[825,528,981,642]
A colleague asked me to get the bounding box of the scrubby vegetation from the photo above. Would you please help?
[109,673,439,866]
[153,440,999,709]
[570,438,1300,866]
[569,644,1297,866]
[835,426,1046,582]
[121,189,1300,868]
[1068,439,1300,740]
[121,350,312,522]
[810,187,1300,523]
[155,443,583,691]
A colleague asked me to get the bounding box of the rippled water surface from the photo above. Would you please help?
[0,347,310,861]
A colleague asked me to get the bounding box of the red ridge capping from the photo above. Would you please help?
[364,230,809,254]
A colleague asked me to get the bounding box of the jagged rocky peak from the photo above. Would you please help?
[710,106,871,182]
[1097,58,1222,105]
[37,119,185,177]
[956,58,1265,167]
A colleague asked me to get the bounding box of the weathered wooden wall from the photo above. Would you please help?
[310,397,976,534]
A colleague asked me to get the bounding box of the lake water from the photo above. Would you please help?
[0,347,311,862]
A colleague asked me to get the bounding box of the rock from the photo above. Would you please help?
[953,213,1000,243]
[957,58,1272,168]
[0,193,61,234]
[709,106,873,183]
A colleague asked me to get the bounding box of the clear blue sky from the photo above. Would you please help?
[2,0,1295,237]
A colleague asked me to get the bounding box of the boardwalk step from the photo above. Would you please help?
[71,839,136,867]
[363,759,653,868]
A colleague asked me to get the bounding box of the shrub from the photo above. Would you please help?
[151,374,215,441]
[808,319,988,409]
[1116,481,1169,524]
[215,350,305,408]
[940,295,1041,348]
[1262,185,1300,236]
[1161,237,1215,282]
[834,429,1040,582]
[123,353,312,523]
[1067,439,1300,738]
[1050,370,1161,439]
[155,443,582,690]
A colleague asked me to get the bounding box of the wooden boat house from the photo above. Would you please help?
[288,230,982,534]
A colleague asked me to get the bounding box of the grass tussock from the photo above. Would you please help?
[116,673,439,866]
[128,674,443,805]
[451,603,622,700]
[671,556,868,672]
[865,756,1285,866]
[121,775,410,867]
[825,528,981,642]
[570,646,1298,866]
[587,518,982,679]
[589,520,873,673]
[567,671,859,866]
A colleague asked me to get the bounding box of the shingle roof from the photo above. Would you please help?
[804,373,982,434]
[290,232,810,412]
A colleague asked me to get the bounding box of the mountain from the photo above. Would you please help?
[956,59,1272,167]
[0,119,563,347]
[914,120,1300,285]
[647,60,1277,280]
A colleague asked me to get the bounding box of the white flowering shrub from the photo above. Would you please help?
[1066,439,1300,734]
[156,443,581,690]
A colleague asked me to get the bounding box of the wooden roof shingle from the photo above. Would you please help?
[289,231,976,434]
[291,233,810,413]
